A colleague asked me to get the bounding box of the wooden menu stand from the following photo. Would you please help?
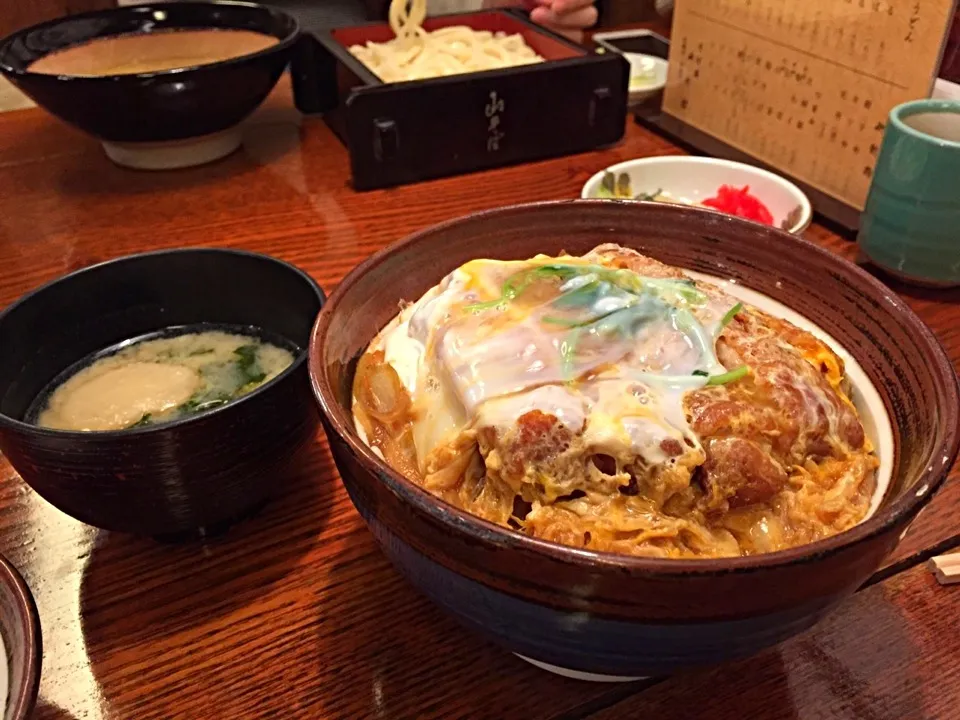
[642,0,957,230]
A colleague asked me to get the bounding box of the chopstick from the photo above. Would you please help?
[928,553,960,585]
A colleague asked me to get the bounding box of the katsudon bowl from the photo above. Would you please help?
[0,248,324,539]
[309,201,960,679]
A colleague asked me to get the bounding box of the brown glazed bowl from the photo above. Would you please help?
[310,201,960,679]
[0,249,324,540]
[0,556,41,719]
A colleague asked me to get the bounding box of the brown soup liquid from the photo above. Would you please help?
[28,28,279,76]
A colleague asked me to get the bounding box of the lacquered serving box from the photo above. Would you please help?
[292,10,629,190]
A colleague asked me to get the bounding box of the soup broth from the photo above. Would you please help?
[28,28,280,77]
[34,328,295,432]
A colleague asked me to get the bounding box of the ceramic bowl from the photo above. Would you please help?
[0,249,324,539]
[0,557,40,720]
[0,1,300,170]
[857,99,960,288]
[582,156,813,234]
[625,52,667,103]
[310,201,959,679]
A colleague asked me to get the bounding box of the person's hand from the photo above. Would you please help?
[482,0,598,43]
[528,0,598,43]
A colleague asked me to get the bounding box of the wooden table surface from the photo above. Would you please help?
[0,77,958,720]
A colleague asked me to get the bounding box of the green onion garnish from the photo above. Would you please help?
[599,171,618,198]
[464,298,507,312]
[559,328,581,380]
[634,188,663,201]
[463,261,735,383]
[705,365,749,386]
[465,264,585,312]
[541,315,583,327]
[466,263,707,314]
[719,302,743,331]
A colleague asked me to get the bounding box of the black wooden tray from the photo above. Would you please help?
[292,10,629,191]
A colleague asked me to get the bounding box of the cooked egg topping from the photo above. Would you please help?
[371,254,738,476]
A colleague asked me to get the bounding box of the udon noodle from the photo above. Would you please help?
[348,0,544,82]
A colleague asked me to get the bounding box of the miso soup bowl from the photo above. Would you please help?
[0,1,300,169]
[309,201,960,679]
[0,249,324,539]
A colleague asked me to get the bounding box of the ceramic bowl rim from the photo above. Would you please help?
[0,247,324,439]
[580,155,814,234]
[310,200,960,578]
[626,52,667,97]
[0,0,300,81]
[0,557,41,720]
[889,98,960,150]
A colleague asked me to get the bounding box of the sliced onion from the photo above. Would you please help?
[355,352,410,423]
[385,425,421,480]
[424,449,473,491]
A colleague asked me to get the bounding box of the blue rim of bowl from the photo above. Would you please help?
[0,1,300,81]
[889,98,960,150]
[310,199,960,578]
[0,556,41,720]
[0,247,324,439]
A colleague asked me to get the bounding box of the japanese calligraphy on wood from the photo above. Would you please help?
[663,0,957,210]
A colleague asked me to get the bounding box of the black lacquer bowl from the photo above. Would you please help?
[0,1,299,169]
[0,249,324,539]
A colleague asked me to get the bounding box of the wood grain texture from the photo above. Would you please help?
[580,566,960,720]
[0,76,954,719]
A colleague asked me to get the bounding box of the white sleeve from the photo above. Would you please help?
[428,0,486,15]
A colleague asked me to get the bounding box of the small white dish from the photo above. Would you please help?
[933,77,960,101]
[581,156,813,234]
[625,53,667,104]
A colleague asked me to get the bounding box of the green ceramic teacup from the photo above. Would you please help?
[858,99,960,287]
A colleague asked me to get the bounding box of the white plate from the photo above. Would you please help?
[581,156,813,235]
